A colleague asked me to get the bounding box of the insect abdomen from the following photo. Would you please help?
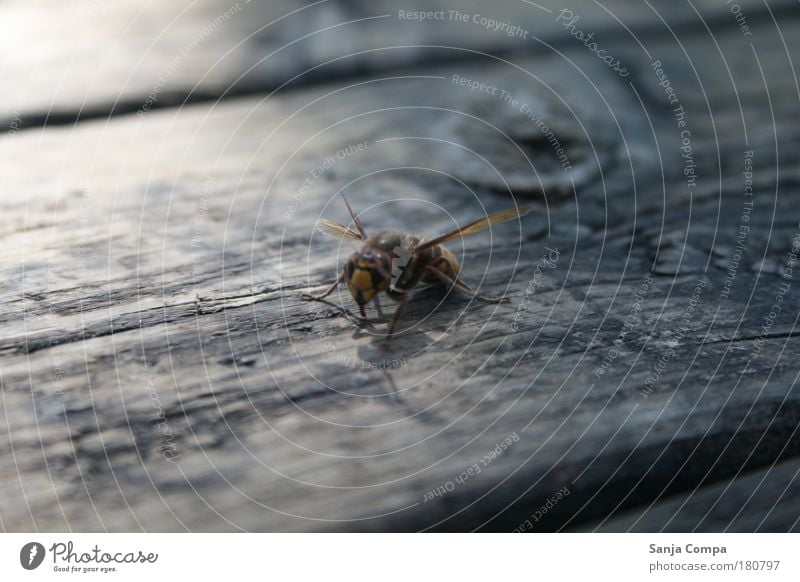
[425,246,460,282]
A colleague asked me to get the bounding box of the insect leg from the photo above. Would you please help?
[423,266,510,304]
[385,293,410,340]
[374,295,386,319]
[301,271,345,301]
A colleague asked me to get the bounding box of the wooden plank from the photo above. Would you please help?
[1,10,799,532]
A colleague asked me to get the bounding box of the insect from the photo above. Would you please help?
[301,194,531,340]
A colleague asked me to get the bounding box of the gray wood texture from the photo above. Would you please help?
[1,0,799,532]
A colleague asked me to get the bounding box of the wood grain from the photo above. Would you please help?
[1,3,799,532]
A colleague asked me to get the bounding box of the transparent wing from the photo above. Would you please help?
[415,206,532,251]
[317,218,364,241]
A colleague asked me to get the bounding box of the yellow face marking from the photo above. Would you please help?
[348,268,377,303]
[350,269,373,292]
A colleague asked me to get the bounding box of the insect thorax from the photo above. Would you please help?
[367,230,419,253]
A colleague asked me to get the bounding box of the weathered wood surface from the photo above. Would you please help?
[1,2,800,532]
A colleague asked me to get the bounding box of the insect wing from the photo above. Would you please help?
[317,218,363,240]
[415,206,532,251]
